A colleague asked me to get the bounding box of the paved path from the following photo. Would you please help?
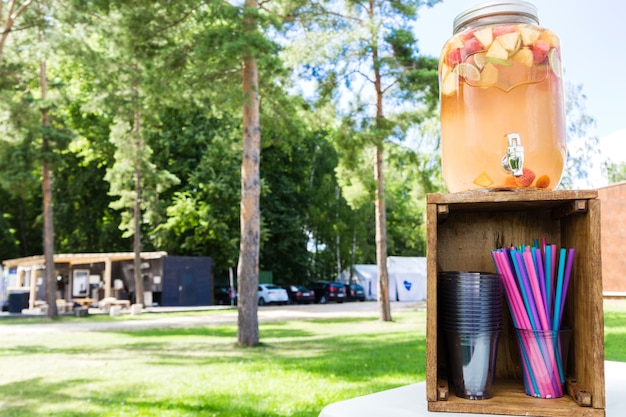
[0,301,426,334]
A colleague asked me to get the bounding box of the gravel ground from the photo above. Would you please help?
[0,301,426,335]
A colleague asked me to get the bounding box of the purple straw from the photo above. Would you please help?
[558,248,575,328]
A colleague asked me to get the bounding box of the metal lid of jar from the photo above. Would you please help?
[453,1,539,34]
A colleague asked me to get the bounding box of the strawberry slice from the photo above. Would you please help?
[514,168,536,187]
[532,40,550,64]
[492,25,517,37]
[447,48,462,66]
[463,37,483,56]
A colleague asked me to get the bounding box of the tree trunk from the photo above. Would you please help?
[42,157,57,318]
[374,143,391,321]
[133,108,145,307]
[40,58,58,318]
[237,0,260,347]
[370,0,392,321]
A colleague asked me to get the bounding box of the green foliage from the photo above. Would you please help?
[150,106,241,274]
[281,0,444,277]
[604,161,626,184]
[0,0,445,282]
[104,118,180,238]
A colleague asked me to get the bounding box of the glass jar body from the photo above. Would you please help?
[439,12,566,192]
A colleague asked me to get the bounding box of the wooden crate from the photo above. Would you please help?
[426,190,605,417]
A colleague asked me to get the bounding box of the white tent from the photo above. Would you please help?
[388,256,427,302]
[338,264,380,301]
[339,257,426,302]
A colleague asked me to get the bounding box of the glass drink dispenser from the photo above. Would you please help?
[439,1,566,192]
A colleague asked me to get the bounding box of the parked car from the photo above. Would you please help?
[344,283,366,302]
[258,283,289,306]
[214,286,237,306]
[309,281,345,304]
[284,285,315,304]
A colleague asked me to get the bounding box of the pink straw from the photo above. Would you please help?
[533,248,549,321]
[492,251,529,329]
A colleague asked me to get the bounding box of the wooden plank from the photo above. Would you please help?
[426,202,439,402]
[551,199,588,220]
[437,378,449,401]
[428,379,605,417]
[560,199,605,409]
[566,378,593,407]
[427,190,598,205]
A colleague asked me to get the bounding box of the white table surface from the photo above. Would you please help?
[319,361,626,417]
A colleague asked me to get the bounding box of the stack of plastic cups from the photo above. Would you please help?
[438,272,503,400]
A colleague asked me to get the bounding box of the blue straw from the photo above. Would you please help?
[552,248,567,331]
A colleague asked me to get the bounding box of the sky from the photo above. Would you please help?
[412,0,626,186]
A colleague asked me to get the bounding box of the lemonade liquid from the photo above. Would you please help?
[439,7,566,192]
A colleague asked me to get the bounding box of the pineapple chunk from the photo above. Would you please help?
[479,63,498,86]
[519,26,541,46]
[441,68,458,96]
[473,172,494,188]
[498,32,521,52]
[540,30,560,48]
[513,47,534,67]
[474,27,493,48]
[486,39,508,60]
[440,62,451,80]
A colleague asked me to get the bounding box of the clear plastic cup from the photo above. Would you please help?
[445,330,502,400]
[515,327,572,398]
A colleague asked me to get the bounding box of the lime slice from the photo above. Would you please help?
[472,52,486,70]
[485,56,512,67]
[548,48,561,78]
[456,62,480,82]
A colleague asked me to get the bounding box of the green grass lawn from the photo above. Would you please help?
[0,311,426,417]
[0,303,623,417]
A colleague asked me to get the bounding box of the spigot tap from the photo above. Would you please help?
[501,133,524,176]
